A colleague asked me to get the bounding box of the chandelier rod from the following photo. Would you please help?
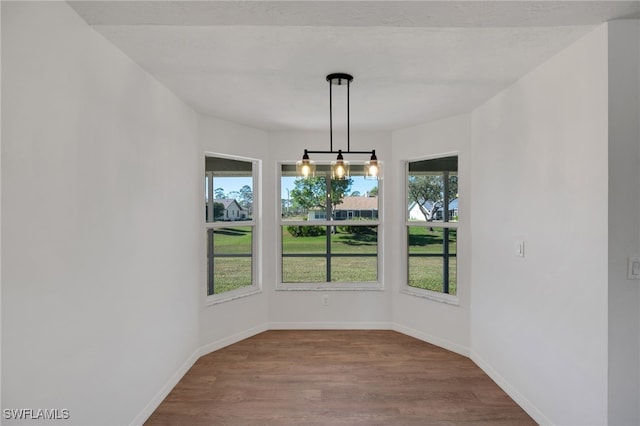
[329,75,333,152]
[347,76,350,153]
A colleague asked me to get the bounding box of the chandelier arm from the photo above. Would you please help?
[304,150,374,155]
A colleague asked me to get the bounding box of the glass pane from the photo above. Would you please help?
[282,257,326,283]
[448,228,457,255]
[206,156,253,223]
[213,257,252,294]
[407,156,458,223]
[208,226,253,295]
[449,256,457,295]
[448,173,459,222]
[408,226,448,254]
[331,226,377,254]
[281,164,379,221]
[214,227,252,254]
[408,256,444,292]
[331,257,377,282]
[408,226,457,295]
[282,227,327,254]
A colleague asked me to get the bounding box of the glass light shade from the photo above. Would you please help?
[331,159,350,179]
[296,158,316,178]
[364,159,381,180]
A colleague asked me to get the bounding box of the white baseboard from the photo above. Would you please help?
[470,350,551,426]
[268,321,393,330]
[130,347,200,426]
[199,323,269,357]
[391,323,470,357]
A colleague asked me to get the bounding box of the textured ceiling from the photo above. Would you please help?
[68,1,640,131]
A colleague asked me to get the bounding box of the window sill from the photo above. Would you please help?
[400,287,459,306]
[205,286,261,306]
[276,282,384,291]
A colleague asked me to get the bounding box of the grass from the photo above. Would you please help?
[210,225,456,295]
[407,227,457,295]
[408,257,457,295]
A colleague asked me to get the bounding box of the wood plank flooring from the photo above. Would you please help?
[145,330,536,425]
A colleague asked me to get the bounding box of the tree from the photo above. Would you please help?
[238,185,253,210]
[350,190,361,197]
[213,202,224,219]
[214,187,225,199]
[408,174,457,221]
[289,177,352,212]
[368,186,378,197]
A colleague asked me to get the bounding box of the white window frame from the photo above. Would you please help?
[402,152,460,305]
[276,161,384,291]
[205,152,261,305]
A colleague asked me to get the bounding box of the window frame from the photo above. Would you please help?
[402,152,460,305]
[276,161,384,291]
[204,152,261,305]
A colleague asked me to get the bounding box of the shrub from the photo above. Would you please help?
[286,225,325,237]
[337,225,376,235]
[336,218,376,235]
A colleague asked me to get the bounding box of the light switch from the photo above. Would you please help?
[515,240,525,257]
[628,257,640,280]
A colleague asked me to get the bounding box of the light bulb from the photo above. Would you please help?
[331,150,349,179]
[296,151,315,178]
[364,150,380,180]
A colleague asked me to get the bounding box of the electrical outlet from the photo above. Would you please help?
[322,295,329,306]
[515,240,525,257]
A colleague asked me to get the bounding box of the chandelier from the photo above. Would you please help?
[297,73,380,180]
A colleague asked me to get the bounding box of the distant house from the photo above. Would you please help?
[308,196,378,220]
[408,198,458,221]
[205,198,249,221]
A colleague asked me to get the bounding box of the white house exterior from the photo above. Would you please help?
[408,199,459,221]
[308,196,379,220]
[219,199,248,220]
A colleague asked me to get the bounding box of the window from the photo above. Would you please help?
[406,155,458,299]
[279,164,381,289]
[205,155,258,300]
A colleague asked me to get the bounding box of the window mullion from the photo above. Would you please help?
[443,171,450,293]
[443,227,450,294]
[206,172,214,222]
[207,228,214,295]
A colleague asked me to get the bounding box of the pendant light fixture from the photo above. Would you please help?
[297,73,381,180]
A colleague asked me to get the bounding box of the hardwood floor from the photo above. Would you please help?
[145,330,536,425]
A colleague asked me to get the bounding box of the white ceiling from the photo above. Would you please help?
[68,1,640,131]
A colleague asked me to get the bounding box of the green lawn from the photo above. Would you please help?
[408,227,457,295]
[210,227,252,294]
[210,225,456,295]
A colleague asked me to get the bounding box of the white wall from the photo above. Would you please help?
[607,19,640,426]
[266,130,393,328]
[1,3,200,425]
[1,0,4,413]
[470,25,609,425]
[391,114,471,355]
[198,117,270,350]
